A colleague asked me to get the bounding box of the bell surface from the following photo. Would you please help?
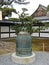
[16,31,32,57]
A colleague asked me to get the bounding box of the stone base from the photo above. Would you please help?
[12,52,35,64]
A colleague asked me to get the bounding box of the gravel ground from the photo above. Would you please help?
[0,52,49,65]
[0,41,16,54]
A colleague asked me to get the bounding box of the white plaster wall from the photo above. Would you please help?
[0,11,2,20]
[1,26,9,32]
[1,26,16,38]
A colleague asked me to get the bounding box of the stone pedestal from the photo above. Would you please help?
[12,52,35,64]
[12,31,35,64]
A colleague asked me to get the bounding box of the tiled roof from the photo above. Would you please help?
[31,4,47,16]
[39,4,46,10]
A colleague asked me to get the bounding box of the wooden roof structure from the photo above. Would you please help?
[32,4,47,17]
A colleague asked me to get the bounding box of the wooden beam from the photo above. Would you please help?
[0,26,1,38]
[9,25,10,38]
[39,25,40,37]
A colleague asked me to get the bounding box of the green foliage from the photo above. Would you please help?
[45,22,49,27]
[32,19,41,24]
[0,2,6,6]
[0,0,13,6]
[0,7,16,18]
[22,8,28,12]
[10,8,44,35]
[9,18,19,22]
[42,22,49,29]
[47,5,49,11]
[13,24,22,35]
[19,16,32,22]
[26,22,33,34]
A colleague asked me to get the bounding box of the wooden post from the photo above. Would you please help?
[39,25,40,37]
[0,26,1,39]
[9,25,10,38]
[43,43,44,52]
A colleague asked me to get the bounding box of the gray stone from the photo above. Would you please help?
[0,52,49,65]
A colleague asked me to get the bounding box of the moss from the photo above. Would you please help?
[0,38,49,55]
[2,38,16,42]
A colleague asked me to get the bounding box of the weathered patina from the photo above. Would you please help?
[16,31,32,57]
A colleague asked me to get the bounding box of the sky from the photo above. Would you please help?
[10,0,49,18]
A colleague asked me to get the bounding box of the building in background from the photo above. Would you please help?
[32,4,49,23]
[0,10,16,39]
[31,4,49,38]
